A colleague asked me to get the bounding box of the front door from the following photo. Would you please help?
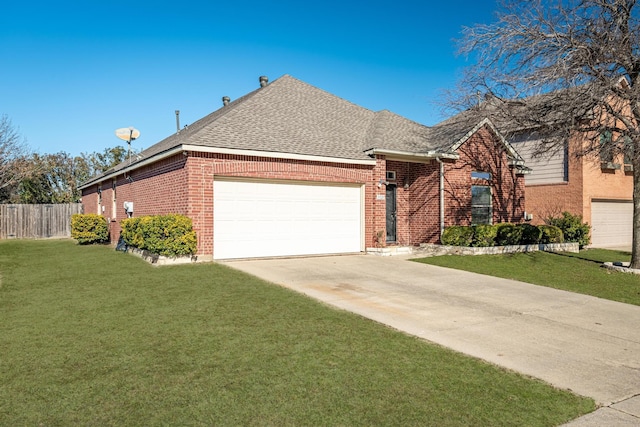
[386,184,397,243]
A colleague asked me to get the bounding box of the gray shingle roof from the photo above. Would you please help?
[183,75,376,160]
[82,75,505,187]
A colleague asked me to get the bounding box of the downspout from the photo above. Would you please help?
[435,157,445,238]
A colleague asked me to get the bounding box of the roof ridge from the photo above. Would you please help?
[279,74,378,115]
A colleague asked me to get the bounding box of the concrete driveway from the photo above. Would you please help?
[224,254,640,424]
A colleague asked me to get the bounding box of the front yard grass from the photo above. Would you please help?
[413,249,640,306]
[1,240,594,426]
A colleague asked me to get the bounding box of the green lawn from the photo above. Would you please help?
[413,248,640,306]
[1,240,594,426]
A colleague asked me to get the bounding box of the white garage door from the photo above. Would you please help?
[591,200,633,248]
[214,179,363,259]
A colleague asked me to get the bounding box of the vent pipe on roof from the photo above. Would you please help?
[175,110,180,133]
[222,96,230,106]
[259,76,269,87]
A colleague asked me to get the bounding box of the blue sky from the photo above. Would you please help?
[1,1,497,156]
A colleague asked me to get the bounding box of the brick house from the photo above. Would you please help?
[80,75,527,260]
[510,126,633,248]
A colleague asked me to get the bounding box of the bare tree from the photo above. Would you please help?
[0,115,32,201]
[452,0,640,267]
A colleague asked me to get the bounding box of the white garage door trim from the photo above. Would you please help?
[213,178,364,260]
[591,200,633,248]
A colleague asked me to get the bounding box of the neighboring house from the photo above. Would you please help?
[80,75,528,260]
[510,129,633,248]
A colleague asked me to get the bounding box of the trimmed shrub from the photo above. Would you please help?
[121,214,197,257]
[538,225,564,244]
[519,223,542,244]
[440,223,568,247]
[441,226,474,247]
[495,223,523,246]
[546,211,590,248]
[471,224,497,247]
[71,214,109,244]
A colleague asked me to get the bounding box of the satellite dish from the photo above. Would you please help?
[115,127,140,142]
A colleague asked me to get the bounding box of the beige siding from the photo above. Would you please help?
[511,134,567,184]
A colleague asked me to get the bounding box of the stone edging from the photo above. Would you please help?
[124,247,202,266]
[602,262,640,275]
[367,242,579,257]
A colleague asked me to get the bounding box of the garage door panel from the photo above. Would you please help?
[214,180,362,259]
[591,201,632,248]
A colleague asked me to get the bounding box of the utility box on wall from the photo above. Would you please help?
[123,202,134,214]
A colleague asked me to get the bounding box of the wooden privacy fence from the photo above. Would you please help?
[0,204,83,239]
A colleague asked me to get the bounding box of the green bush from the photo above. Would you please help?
[71,214,109,244]
[471,224,497,247]
[441,226,474,246]
[538,225,565,244]
[440,223,569,247]
[495,223,523,246]
[546,212,590,248]
[121,214,197,256]
[519,223,542,244]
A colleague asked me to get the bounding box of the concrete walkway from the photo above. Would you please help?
[225,254,640,425]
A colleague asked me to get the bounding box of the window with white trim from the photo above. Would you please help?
[97,185,102,214]
[471,185,492,225]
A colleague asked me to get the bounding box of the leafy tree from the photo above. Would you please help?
[6,145,131,204]
[80,145,130,177]
[18,152,87,203]
[453,0,640,267]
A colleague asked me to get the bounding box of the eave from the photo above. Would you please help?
[364,148,459,163]
[79,145,377,190]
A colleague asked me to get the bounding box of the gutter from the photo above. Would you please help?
[80,145,377,190]
[364,148,459,163]
[79,146,184,190]
[435,157,445,237]
[183,145,377,166]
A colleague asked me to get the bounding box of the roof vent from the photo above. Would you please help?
[259,76,269,87]
[222,96,230,106]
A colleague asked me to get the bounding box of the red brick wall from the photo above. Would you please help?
[81,153,377,256]
[385,160,440,246]
[81,155,190,243]
[443,126,525,230]
[81,128,525,255]
[371,157,388,247]
[185,152,376,255]
[409,162,441,244]
[82,152,378,255]
[378,126,525,247]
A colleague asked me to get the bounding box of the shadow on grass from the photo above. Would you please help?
[553,248,632,265]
